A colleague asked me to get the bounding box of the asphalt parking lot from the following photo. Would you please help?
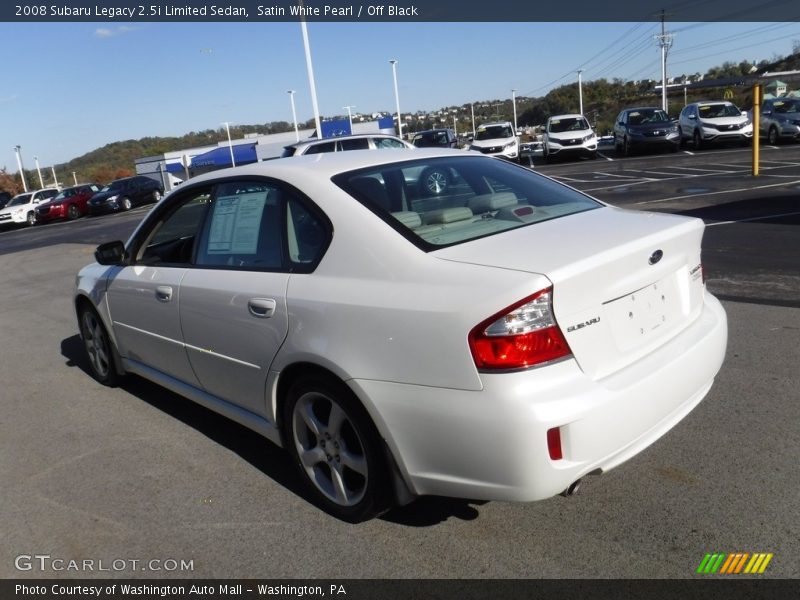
[1,145,798,579]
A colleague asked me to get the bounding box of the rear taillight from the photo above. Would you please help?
[469,288,572,371]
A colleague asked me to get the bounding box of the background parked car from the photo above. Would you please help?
[35,183,101,223]
[613,107,680,156]
[759,97,800,145]
[467,121,520,161]
[410,129,459,149]
[0,188,60,226]
[281,133,412,157]
[542,114,598,161]
[0,191,11,210]
[678,101,752,149]
[87,176,164,216]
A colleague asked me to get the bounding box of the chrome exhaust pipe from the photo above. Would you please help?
[561,479,582,497]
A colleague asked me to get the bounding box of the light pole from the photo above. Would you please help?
[51,166,59,189]
[222,121,235,167]
[288,90,299,141]
[34,156,44,189]
[452,116,457,137]
[577,70,584,115]
[72,172,78,186]
[13,146,28,192]
[300,21,322,137]
[471,103,476,137]
[511,89,518,134]
[389,59,402,138]
[343,105,356,134]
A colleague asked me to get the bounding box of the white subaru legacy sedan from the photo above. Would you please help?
[75,149,727,521]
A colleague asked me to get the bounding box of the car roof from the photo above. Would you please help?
[622,106,663,113]
[182,148,470,187]
[288,133,402,147]
[548,114,585,120]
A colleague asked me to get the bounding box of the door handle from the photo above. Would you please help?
[155,285,173,302]
[248,298,276,318]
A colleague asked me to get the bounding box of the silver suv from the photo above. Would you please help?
[678,101,752,148]
[281,133,412,157]
[759,97,800,145]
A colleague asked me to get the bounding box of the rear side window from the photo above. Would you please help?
[333,156,600,250]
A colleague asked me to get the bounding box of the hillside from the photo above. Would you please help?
[3,51,798,195]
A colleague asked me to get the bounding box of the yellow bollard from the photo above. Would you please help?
[752,84,761,177]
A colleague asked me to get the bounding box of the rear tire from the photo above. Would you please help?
[283,375,389,522]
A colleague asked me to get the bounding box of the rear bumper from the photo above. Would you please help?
[349,291,727,502]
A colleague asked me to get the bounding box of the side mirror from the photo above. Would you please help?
[95,240,126,265]
[689,114,697,120]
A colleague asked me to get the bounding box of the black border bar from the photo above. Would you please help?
[3,0,800,22]
[4,579,800,600]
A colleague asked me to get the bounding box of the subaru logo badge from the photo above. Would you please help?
[649,249,664,265]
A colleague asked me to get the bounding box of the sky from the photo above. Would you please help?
[1,19,799,171]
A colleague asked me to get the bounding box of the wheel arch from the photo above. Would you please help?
[273,361,416,506]
[74,293,126,376]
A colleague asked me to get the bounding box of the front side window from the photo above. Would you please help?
[334,156,600,250]
[194,180,329,272]
[137,188,212,265]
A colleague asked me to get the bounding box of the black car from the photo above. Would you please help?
[613,107,680,156]
[87,176,164,216]
[0,191,11,210]
[410,128,459,149]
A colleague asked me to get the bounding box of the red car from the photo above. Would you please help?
[35,184,101,223]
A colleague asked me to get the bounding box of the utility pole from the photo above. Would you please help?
[655,10,673,113]
[576,71,583,115]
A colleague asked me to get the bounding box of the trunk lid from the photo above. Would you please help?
[435,206,707,380]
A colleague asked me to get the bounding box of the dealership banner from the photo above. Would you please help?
[2,0,799,22]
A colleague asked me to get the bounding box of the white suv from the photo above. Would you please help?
[467,122,519,161]
[0,188,60,226]
[678,101,752,148]
[543,114,598,161]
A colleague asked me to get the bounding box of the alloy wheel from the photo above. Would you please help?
[291,390,369,507]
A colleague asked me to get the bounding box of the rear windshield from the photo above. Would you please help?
[333,156,601,250]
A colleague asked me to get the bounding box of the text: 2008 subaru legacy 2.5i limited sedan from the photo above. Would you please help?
[75,150,727,521]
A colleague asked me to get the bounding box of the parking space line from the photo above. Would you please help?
[634,179,800,204]
[706,210,800,226]
[594,172,649,179]
[655,165,740,174]
[597,152,614,161]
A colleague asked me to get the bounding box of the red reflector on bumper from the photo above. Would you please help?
[547,427,563,461]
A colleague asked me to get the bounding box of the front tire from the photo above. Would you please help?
[283,376,389,522]
[79,306,122,386]
[120,196,132,211]
[693,130,703,150]
[767,126,779,146]
[67,204,80,220]
[152,190,162,203]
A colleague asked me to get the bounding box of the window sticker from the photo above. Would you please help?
[207,192,267,254]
